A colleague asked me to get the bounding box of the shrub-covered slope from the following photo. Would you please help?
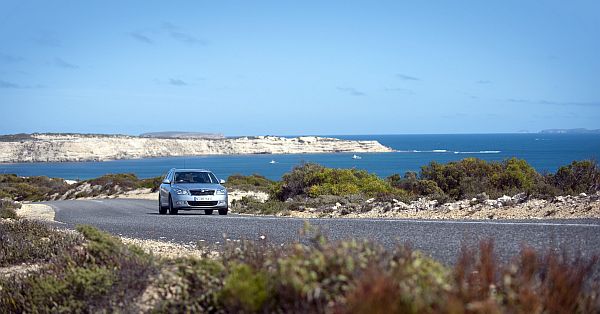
[0,221,598,313]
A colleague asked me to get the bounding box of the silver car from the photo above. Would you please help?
[159,168,228,215]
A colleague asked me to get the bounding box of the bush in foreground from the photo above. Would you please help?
[0,219,82,266]
[0,224,157,312]
[1,222,598,313]
[0,199,20,219]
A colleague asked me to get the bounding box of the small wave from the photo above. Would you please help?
[453,150,501,154]
[396,150,422,153]
[396,149,500,154]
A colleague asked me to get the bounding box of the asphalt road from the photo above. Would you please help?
[46,199,600,265]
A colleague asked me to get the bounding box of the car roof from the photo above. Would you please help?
[171,168,213,172]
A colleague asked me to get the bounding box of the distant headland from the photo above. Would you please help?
[0,133,393,163]
[539,128,600,134]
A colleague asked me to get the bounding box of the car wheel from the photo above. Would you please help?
[158,195,167,215]
[204,209,213,215]
[218,208,228,215]
[168,195,178,215]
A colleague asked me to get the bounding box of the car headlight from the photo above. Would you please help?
[215,188,227,195]
[172,188,189,195]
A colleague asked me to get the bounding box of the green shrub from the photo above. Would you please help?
[420,158,544,200]
[0,207,17,219]
[232,197,290,215]
[6,264,116,313]
[551,160,600,195]
[139,176,163,192]
[0,199,19,219]
[220,263,270,312]
[76,224,125,263]
[492,157,541,195]
[225,174,275,192]
[153,258,224,312]
[387,172,445,198]
[222,224,454,313]
[421,158,500,199]
[273,163,395,200]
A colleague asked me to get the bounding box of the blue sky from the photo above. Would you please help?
[0,1,599,135]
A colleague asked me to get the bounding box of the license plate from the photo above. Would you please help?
[195,197,210,201]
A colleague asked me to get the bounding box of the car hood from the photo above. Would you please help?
[172,183,225,190]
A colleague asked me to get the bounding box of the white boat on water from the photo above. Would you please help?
[269,160,277,164]
[352,154,362,160]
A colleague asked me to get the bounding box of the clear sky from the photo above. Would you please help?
[0,1,599,136]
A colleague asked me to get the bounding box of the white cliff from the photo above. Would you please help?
[0,134,394,163]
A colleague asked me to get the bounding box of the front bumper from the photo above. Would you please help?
[171,194,228,209]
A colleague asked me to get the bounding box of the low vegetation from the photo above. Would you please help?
[0,174,70,201]
[63,173,162,199]
[0,222,156,312]
[224,174,275,192]
[0,219,82,267]
[229,159,600,215]
[1,221,598,313]
[0,173,162,201]
[0,199,20,219]
[2,158,599,216]
[272,163,397,200]
[419,157,544,200]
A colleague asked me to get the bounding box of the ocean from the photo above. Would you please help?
[1,134,599,180]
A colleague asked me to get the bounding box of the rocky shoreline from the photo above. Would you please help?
[0,133,393,163]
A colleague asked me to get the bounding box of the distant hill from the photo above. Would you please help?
[0,134,393,162]
[539,128,600,134]
[139,131,225,139]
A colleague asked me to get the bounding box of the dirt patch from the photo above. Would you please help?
[0,263,42,278]
[120,237,217,259]
[16,203,55,222]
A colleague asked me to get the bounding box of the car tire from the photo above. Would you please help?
[218,208,228,215]
[158,195,167,215]
[204,209,213,215]
[168,195,178,215]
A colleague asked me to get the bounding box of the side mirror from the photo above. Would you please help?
[219,179,226,184]
[162,179,171,184]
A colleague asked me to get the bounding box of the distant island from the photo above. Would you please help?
[539,128,600,134]
[0,133,393,163]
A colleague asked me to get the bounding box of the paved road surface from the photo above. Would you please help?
[46,199,600,264]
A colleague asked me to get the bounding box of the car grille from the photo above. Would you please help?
[187,201,218,207]
[190,189,215,196]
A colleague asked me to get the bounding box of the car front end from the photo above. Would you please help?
[170,184,228,210]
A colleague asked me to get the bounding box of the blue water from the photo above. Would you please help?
[1,134,599,180]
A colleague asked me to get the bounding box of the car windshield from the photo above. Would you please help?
[174,171,218,184]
